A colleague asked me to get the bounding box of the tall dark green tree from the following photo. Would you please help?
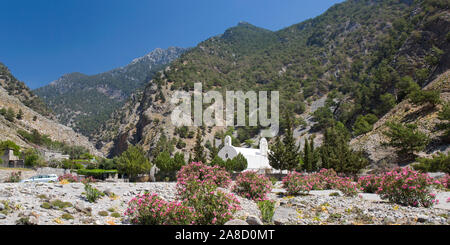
[268,112,300,172]
[302,135,319,172]
[320,123,368,175]
[193,128,207,163]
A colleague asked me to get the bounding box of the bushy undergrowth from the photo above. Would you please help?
[233,171,272,201]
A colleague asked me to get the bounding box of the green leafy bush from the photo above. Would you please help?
[413,152,449,173]
[257,200,275,223]
[84,183,104,203]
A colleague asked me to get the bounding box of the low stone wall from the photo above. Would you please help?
[35,167,73,176]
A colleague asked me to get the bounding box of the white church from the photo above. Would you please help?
[218,135,272,171]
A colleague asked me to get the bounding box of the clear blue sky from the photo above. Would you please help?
[0,0,344,89]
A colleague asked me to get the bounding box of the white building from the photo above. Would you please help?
[218,136,272,170]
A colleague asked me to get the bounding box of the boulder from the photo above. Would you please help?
[224,219,248,225]
[272,207,297,225]
[246,215,264,225]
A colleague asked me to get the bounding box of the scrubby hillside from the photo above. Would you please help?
[351,71,449,168]
[0,64,101,156]
[95,0,449,165]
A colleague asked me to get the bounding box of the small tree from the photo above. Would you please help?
[116,145,151,181]
[5,108,15,122]
[383,122,430,158]
[408,90,440,107]
[210,155,225,167]
[16,109,23,120]
[0,140,21,156]
[154,151,185,181]
[232,153,248,172]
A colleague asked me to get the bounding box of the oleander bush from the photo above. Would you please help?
[58,173,78,183]
[282,169,359,196]
[233,171,272,201]
[126,162,241,225]
[125,193,197,225]
[176,162,231,196]
[6,171,21,183]
[282,171,312,195]
[358,175,382,193]
[182,187,241,225]
[376,167,437,207]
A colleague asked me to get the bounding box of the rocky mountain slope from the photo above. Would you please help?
[0,63,51,117]
[34,47,187,137]
[0,64,101,155]
[351,71,450,168]
[95,0,449,164]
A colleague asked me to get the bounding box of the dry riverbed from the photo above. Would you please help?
[0,182,448,225]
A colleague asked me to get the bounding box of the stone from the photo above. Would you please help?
[224,219,248,225]
[246,215,264,225]
[0,203,4,211]
[0,213,6,219]
[417,215,429,223]
[272,207,298,225]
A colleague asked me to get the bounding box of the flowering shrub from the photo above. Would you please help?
[125,193,196,225]
[176,162,231,197]
[335,177,359,197]
[233,171,272,201]
[282,169,358,196]
[183,188,241,225]
[376,167,436,207]
[124,161,241,225]
[6,171,21,183]
[358,175,382,193]
[58,173,78,183]
[81,176,97,184]
[282,171,312,195]
[437,174,449,190]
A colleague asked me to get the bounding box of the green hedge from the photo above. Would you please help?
[77,169,118,179]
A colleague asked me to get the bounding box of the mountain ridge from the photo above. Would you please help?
[34,46,187,137]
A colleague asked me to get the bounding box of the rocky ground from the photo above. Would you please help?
[0,182,448,225]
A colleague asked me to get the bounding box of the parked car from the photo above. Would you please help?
[20,174,58,183]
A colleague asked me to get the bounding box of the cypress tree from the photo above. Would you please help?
[193,128,206,163]
[282,112,300,171]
